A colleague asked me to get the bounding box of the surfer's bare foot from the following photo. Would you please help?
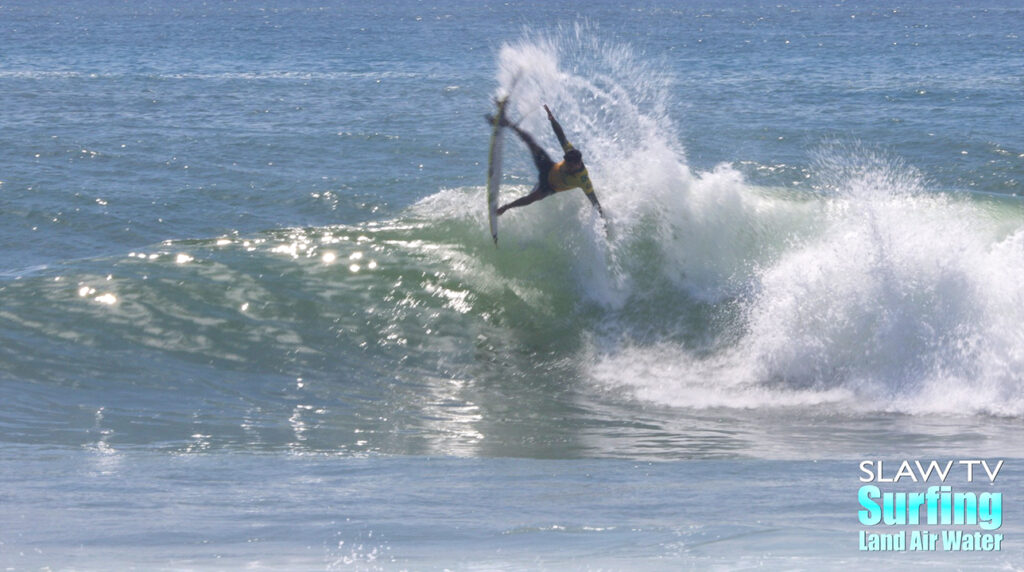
[484,114,511,127]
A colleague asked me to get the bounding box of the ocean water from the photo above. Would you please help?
[2,0,1024,569]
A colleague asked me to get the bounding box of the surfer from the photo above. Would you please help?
[489,105,605,218]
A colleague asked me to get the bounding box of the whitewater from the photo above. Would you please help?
[2,1,1023,569]
[464,29,1024,418]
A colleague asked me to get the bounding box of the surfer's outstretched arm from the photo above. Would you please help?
[545,105,572,151]
[587,192,605,219]
[581,180,605,219]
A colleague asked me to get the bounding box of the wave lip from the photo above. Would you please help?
[491,29,1024,417]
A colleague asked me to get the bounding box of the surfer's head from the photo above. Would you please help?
[564,149,583,171]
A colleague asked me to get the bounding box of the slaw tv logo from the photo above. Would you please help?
[857,460,1004,552]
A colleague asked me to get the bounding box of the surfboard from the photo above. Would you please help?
[486,95,510,245]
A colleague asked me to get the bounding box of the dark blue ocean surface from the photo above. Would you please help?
[2,1,1023,568]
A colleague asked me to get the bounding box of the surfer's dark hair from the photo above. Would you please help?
[565,149,582,163]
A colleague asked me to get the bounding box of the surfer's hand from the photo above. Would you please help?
[544,105,554,120]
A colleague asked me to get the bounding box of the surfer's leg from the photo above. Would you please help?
[510,126,554,174]
[497,184,553,215]
[497,191,541,215]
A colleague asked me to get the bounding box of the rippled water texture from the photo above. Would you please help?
[2,1,1023,569]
